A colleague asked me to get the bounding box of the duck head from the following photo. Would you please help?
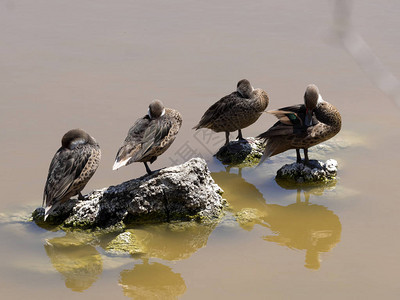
[304,84,321,126]
[148,99,165,119]
[237,79,254,98]
[61,128,96,150]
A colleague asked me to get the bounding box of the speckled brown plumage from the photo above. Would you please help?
[43,129,101,220]
[113,99,182,174]
[257,84,341,165]
[193,79,269,145]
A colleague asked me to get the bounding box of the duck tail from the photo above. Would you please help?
[44,205,53,221]
[256,138,282,167]
[112,157,130,170]
[257,152,270,167]
[256,139,271,167]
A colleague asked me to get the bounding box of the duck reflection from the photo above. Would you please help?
[264,196,341,270]
[42,218,216,295]
[213,168,266,214]
[212,169,342,269]
[44,233,102,291]
[119,260,186,299]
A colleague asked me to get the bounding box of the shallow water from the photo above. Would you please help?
[1,0,400,299]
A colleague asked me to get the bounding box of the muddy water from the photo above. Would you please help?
[1,0,400,299]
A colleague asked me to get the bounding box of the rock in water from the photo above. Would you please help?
[215,137,264,167]
[33,158,225,228]
[275,159,338,184]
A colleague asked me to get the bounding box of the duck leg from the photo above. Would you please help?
[296,189,301,203]
[304,191,310,204]
[296,149,302,163]
[225,132,230,146]
[303,148,309,166]
[144,162,153,175]
[237,129,245,142]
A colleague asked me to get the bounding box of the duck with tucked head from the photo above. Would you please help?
[113,99,182,175]
[257,84,341,166]
[43,129,101,221]
[193,79,269,146]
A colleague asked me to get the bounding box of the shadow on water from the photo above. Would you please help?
[119,259,186,299]
[212,168,342,270]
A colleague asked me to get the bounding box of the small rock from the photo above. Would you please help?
[276,159,338,184]
[215,137,264,167]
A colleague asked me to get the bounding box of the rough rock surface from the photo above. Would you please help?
[215,137,264,167]
[276,159,338,184]
[33,158,225,228]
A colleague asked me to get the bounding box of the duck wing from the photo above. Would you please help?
[257,121,296,139]
[193,92,240,129]
[113,116,151,168]
[43,146,91,206]
[268,104,307,125]
[268,110,303,126]
[133,116,172,161]
[257,105,309,140]
[276,104,304,113]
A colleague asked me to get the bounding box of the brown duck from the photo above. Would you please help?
[257,84,341,165]
[113,99,182,175]
[43,129,101,221]
[193,79,269,146]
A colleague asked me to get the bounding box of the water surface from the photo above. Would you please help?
[1,0,400,299]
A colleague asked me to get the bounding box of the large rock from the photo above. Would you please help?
[33,158,225,228]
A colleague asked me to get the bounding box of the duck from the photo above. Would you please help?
[257,84,341,165]
[43,129,101,221]
[113,99,182,175]
[193,79,269,146]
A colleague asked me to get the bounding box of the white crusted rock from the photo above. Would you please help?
[276,159,338,184]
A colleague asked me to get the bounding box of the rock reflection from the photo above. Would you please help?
[212,169,342,269]
[117,221,217,261]
[44,233,103,291]
[119,260,186,299]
